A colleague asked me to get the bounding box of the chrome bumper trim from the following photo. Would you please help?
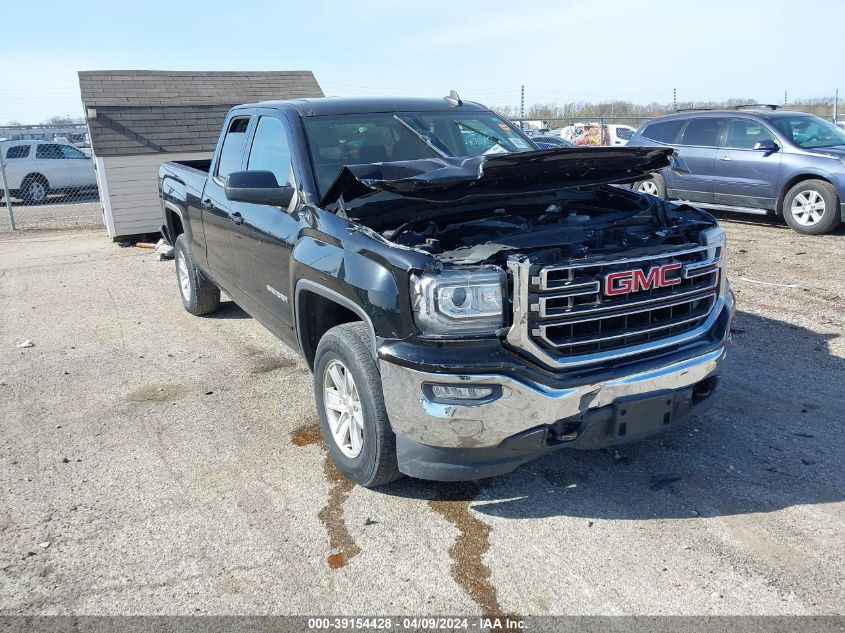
[380,345,727,449]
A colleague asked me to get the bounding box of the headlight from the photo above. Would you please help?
[699,226,727,294]
[411,267,505,336]
[699,226,726,263]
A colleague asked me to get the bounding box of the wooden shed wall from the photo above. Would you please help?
[99,152,210,238]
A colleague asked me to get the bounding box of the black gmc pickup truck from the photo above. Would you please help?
[159,95,734,487]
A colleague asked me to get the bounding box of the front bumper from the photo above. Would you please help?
[380,294,734,481]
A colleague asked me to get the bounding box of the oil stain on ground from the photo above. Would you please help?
[320,456,361,569]
[428,482,510,618]
[291,422,360,570]
[127,383,188,403]
[243,344,297,375]
[291,422,323,447]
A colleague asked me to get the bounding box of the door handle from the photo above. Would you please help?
[201,198,213,210]
[719,156,732,161]
[230,211,244,225]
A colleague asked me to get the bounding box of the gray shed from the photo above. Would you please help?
[78,70,323,238]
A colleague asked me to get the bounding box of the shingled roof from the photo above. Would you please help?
[78,70,323,156]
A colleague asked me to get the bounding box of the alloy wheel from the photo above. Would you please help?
[176,251,191,302]
[638,180,659,196]
[28,181,47,203]
[791,190,825,226]
[323,359,364,458]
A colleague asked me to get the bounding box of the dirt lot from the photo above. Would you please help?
[0,215,843,618]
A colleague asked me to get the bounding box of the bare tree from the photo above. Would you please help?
[41,115,84,126]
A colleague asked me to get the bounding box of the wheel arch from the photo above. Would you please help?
[295,280,377,371]
[22,172,49,189]
[162,201,190,243]
[777,173,835,216]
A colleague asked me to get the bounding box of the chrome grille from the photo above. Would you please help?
[507,244,723,368]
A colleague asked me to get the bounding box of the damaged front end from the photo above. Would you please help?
[321,147,715,268]
[323,148,735,475]
[324,147,729,372]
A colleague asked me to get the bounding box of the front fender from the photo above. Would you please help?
[291,235,405,341]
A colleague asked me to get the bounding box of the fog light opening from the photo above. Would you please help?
[692,377,718,405]
[430,384,493,400]
[424,383,502,405]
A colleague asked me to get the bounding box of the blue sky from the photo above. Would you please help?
[1,0,843,123]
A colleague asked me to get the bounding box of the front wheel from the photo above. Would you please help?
[314,322,401,488]
[633,172,666,199]
[21,175,49,205]
[782,179,841,235]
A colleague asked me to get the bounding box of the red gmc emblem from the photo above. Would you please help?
[604,262,682,296]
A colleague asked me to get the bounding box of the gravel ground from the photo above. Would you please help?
[0,215,843,618]
[0,193,103,232]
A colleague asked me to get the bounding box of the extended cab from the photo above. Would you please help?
[159,96,735,487]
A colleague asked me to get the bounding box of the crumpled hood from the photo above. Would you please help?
[319,146,674,207]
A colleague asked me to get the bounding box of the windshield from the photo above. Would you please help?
[770,115,845,149]
[304,111,535,195]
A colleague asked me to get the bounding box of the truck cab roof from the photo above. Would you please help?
[234,96,489,117]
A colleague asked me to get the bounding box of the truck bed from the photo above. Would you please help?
[159,159,212,200]
[170,159,212,173]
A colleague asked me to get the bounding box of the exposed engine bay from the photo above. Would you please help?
[350,186,717,266]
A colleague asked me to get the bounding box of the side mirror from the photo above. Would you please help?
[225,170,294,207]
[753,139,779,152]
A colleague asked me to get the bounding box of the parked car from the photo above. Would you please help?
[627,108,845,234]
[557,123,637,146]
[530,135,576,149]
[159,96,733,487]
[0,140,97,204]
[519,120,549,134]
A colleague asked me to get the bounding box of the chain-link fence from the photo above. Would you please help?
[510,116,653,146]
[0,124,104,232]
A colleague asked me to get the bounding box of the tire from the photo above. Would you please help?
[314,322,401,488]
[633,172,667,199]
[21,174,49,205]
[782,179,841,235]
[173,234,220,315]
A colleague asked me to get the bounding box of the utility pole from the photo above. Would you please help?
[834,89,839,123]
[0,154,15,231]
[673,88,677,111]
[520,85,525,129]
[784,90,788,106]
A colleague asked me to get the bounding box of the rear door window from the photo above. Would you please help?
[5,145,30,159]
[680,118,725,147]
[723,119,776,149]
[216,117,251,181]
[60,145,86,159]
[35,144,65,159]
[641,119,685,144]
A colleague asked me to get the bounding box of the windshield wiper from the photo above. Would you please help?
[392,115,449,158]
[453,120,517,153]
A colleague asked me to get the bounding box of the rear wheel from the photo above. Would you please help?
[634,172,666,199]
[783,179,841,235]
[21,175,49,205]
[174,234,220,315]
[314,322,401,488]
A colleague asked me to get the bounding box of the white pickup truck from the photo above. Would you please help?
[0,140,97,204]
[557,122,637,146]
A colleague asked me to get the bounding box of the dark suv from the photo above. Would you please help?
[627,107,845,234]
